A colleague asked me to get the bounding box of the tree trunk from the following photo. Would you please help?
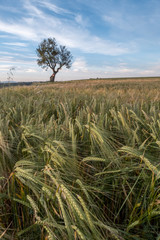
[50,73,56,82]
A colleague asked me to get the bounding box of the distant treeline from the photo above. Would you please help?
[0,82,39,88]
[0,82,33,88]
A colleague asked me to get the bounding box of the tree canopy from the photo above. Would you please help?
[36,38,73,82]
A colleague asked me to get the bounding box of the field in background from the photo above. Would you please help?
[0,77,160,239]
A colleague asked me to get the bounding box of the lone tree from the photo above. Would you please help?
[36,38,73,82]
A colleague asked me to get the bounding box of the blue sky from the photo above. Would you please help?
[0,0,160,82]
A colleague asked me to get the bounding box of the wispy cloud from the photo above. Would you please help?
[103,62,160,78]
[36,0,71,15]
[0,0,132,55]
[0,34,14,38]
[0,5,21,14]
[0,56,14,62]
[0,51,12,55]
[25,68,37,73]
[0,57,35,65]
[1,0,158,82]
[23,0,43,17]
[0,20,37,39]
[2,42,28,47]
[103,13,134,31]
[0,64,12,71]
[72,58,88,72]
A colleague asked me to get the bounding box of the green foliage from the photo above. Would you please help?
[36,38,73,81]
[0,80,160,239]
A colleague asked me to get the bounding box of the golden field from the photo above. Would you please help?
[0,77,160,240]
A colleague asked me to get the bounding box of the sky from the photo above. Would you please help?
[0,0,160,82]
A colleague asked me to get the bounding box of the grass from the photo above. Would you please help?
[0,77,160,239]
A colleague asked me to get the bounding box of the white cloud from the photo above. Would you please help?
[0,56,14,63]
[0,20,37,40]
[72,58,88,72]
[2,42,28,47]
[103,15,115,25]
[102,62,160,78]
[23,17,34,25]
[74,14,89,27]
[36,0,71,15]
[103,13,134,31]
[104,64,138,75]
[0,34,12,38]
[139,70,155,75]
[0,64,11,71]
[0,57,36,66]
[138,63,160,76]
[23,0,43,17]
[0,0,132,55]
[75,14,83,24]
[25,68,37,73]
[118,68,136,73]
[0,51,11,55]
[0,51,36,60]
[0,5,21,14]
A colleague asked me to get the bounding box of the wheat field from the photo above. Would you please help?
[0,78,160,239]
